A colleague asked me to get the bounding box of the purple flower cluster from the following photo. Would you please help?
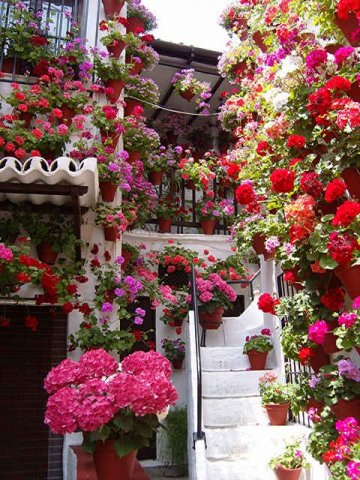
[337,359,360,382]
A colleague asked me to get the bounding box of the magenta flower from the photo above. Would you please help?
[308,320,328,344]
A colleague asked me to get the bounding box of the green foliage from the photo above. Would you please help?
[243,334,273,354]
[259,378,297,406]
[269,440,309,470]
[307,412,337,462]
[164,407,188,472]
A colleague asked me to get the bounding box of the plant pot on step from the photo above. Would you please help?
[158,217,172,233]
[36,241,58,265]
[102,0,125,19]
[93,440,137,480]
[309,346,330,373]
[334,263,360,299]
[148,170,163,186]
[180,89,195,101]
[99,182,118,202]
[334,12,360,47]
[246,350,268,370]
[127,17,145,34]
[105,79,125,103]
[171,358,183,370]
[124,98,143,116]
[274,466,302,480]
[200,218,216,235]
[104,226,120,242]
[107,40,126,59]
[341,167,360,199]
[330,397,360,421]
[265,402,290,426]
[199,307,224,330]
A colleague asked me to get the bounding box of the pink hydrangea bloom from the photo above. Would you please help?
[44,358,80,394]
[78,349,118,381]
[308,320,328,344]
[121,350,172,379]
[44,387,79,434]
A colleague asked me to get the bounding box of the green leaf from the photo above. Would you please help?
[114,438,138,458]
[82,437,96,454]
[319,256,338,270]
[113,413,133,431]
[135,422,155,438]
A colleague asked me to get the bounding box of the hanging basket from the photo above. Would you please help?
[105,79,125,103]
[36,241,58,265]
[334,12,360,47]
[180,89,195,101]
[102,0,125,19]
[158,217,172,233]
[127,57,144,75]
[309,346,330,373]
[99,182,118,202]
[200,218,216,235]
[334,263,360,299]
[148,170,163,186]
[127,17,145,34]
[265,402,290,426]
[274,466,302,480]
[124,99,143,117]
[93,441,137,480]
[330,397,360,420]
[104,226,120,242]
[199,307,224,330]
[341,167,360,199]
[246,350,268,370]
[107,40,126,59]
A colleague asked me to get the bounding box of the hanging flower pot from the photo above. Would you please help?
[200,218,216,235]
[349,80,360,102]
[102,0,124,19]
[180,89,195,101]
[100,131,120,150]
[334,13,360,47]
[341,167,360,199]
[18,111,34,126]
[185,179,196,190]
[171,358,183,370]
[107,41,126,59]
[334,263,360,299]
[36,241,58,265]
[124,99,143,117]
[104,226,120,242]
[274,466,302,480]
[128,151,141,163]
[199,307,224,330]
[309,346,330,373]
[265,402,290,426]
[121,247,132,271]
[148,170,163,186]
[246,350,268,370]
[99,182,118,202]
[158,217,172,233]
[93,440,137,480]
[127,17,145,34]
[105,79,125,103]
[252,233,275,260]
[330,397,360,420]
[306,399,324,415]
[60,105,76,125]
[322,331,340,355]
[126,57,144,75]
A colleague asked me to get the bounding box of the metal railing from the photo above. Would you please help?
[189,266,206,448]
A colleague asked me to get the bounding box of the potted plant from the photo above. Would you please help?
[94,56,132,103]
[95,204,128,242]
[125,42,159,75]
[259,372,296,425]
[121,243,141,272]
[171,69,212,112]
[243,329,273,370]
[196,272,237,329]
[158,243,201,287]
[123,117,160,161]
[161,338,186,370]
[178,155,216,191]
[124,76,160,116]
[164,407,188,476]
[160,290,190,328]
[196,197,221,235]
[101,0,126,20]
[44,349,178,480]
[127,0,158,33]
[334,298,360,353]
[269,440,308,480]
[153,197,183,233]
[92,105,124,148]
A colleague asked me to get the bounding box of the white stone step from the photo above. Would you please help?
[204,425,309,461]
[202,370,277,398]
[201,347,251,371]
[203,396,269,427]
[206,457,275,480]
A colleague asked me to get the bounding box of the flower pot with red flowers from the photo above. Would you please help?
[100,25,142,58]
[92,104,123,147]
[269,440,308,480]
[101,0,124,19]
[161,338,185,371]
[158,218,172,233]
[95,204,127,243]
[94,56,131,103]
[44,350,178,480]
[259,373,294,425]
[158,244,200,289]
[124,99,143,117]
[127,2,157,33]
[243,330,273,370]
[334,303,360,353]
[252,233,275,260]
[126,42,159,74]
[36,241,59,265]
[171,69,212,112]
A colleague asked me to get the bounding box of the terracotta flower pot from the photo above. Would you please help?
[18,111,34,126]
[93,441,137,480]
[60,105,76,125]
[148,170,163,186]
[172,358,184,370]
[199,307,224,330]
[124,98,143,117]
[127,57,144,75]
[247,350,268,370]
[200,218,216,235]
[309,346,330,373]
[330,397,360,421]
[265,402,290,426]
[158,217,172,233]
[107,41,126,59]
[128,151,141,163]
[341,167,360,199]
[104,226,120,242]
[99,182,118,202]
[334,263,360,299]
[102,0,124,19]
[252,233,275,260]
[274,465,302,480]
[100,131,120,149]
[334,12,360,47]
[36,241,58,265]
[306,399,324,414]
[1,57,20,74]
[349,81,360,102]
[180,89,195,101]
[105,79,125,103]
[127,17,145,34]
[322,331,340,355]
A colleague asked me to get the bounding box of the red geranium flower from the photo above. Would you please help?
[320,288,345,311]
[332,200,360,227]
[25,315,39,331]
[300,172,323,197]
[287,134,306,149]
[257,293,280,315]
[235,183,256,205]
[270,169,295,193]
[325,178,346,203]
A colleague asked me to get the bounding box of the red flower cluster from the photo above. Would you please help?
[256,140,272,156]
[324,76,352,92]
[327,231,359,265]
[270,169,295,193]
[298,347,314,366]
[332,200,360,227]
[320,288,345,311]
[257,293,280,315]
[300,172,323,198]
[287,134,306,150]
[325,178,346,203]
[235,183,256,205]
